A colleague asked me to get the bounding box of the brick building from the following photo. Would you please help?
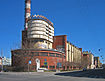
[11,0,98,71]
[11,0,66,71]
[53,35,82,70]
[66,42,82,65]
[82,54,90,69]
[53,35,67,59]
[12,49,65,71]
[94,57,101,68]
[82,51,95,69]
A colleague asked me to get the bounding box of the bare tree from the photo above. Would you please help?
[12,39,40,71]
[81,55,91,69]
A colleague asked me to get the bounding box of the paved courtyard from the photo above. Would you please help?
[0,70,105,81]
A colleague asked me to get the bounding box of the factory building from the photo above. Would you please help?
[53,35,82,70]
[82,51,95,69]
[12,49,65,71]
[11,0,99,71]
[27,15,54,49]
[66,42,82,64]
[53,35,67,57]
[94,57,101,68]
[82,54,90,69]
[22,0,54,50]
[11,0,65,71]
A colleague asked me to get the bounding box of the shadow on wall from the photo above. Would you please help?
[55,69,105,79]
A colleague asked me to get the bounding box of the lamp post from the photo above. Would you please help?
[28,60,31,72]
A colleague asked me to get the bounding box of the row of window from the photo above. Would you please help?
[27,34,53,40]
[29,25,54,34]
[28,28,54,35]
[23,52,64,58]
[30,22,54,30]
[41,66,62,69]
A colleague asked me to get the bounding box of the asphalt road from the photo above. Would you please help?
[0,70,105,81]
[55,69,105,79]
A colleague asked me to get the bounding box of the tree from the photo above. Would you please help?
[12,39,40,71]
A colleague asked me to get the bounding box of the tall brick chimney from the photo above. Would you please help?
[25,0,31,29]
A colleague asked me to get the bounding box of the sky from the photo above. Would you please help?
[0,0,105,63]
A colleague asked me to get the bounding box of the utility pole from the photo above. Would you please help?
[1,49,3,72]
[28,62,29,72]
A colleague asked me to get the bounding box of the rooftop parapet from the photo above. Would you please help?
[29,15,53,27]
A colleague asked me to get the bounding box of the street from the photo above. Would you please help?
[0,70,105,81]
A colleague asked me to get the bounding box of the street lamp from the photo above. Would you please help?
[28,60,31,72]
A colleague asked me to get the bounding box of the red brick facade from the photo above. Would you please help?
[11,49,65,71]
[53,35,67,60]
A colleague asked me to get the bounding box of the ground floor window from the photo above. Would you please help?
[41,65,48,68]
[49,66,55,68]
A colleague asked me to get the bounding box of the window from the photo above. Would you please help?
[49,66,55,68]
[44,59,47,61]
[46,29,48,31]
[40,40,44,42]
[31,52,39,56]
[56,54,60,57]
[41,66,48,68]
[49,53,55,57]
[31,52,34,54]
[34,52,39,56]
[57,63,62,68]
[40,52,48,56]
[67,66,69,69]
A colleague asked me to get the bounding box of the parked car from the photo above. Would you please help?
[83,68,87,71]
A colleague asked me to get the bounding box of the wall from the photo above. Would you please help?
[53,35,67,60]
[82,54,90,69]
[67,42,82,64]
[94,57,100,68]
[11,49,65,71]
[28,19,54,43]
[83,51,95,69]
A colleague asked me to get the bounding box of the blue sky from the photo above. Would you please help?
[0,0,105,63]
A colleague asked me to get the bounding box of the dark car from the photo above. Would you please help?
[83,68,87,71]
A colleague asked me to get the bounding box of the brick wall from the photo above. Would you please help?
[53,35,67,60]
[11,49,65,71]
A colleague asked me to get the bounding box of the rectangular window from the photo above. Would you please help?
[56,54,60,57]
[34,52,39,56]
[41,66,48,68]
[49,66,55,68]
[40,52,48,56]
[49,53,55,57]
[31,52,39,56]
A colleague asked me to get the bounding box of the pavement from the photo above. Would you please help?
[55,69,105,79]
[0,69,105,81]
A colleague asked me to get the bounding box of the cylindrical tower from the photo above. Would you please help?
[27,15,54,49]
[25,0,31,29]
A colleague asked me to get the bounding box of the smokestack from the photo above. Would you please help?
[25,0,31,29]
